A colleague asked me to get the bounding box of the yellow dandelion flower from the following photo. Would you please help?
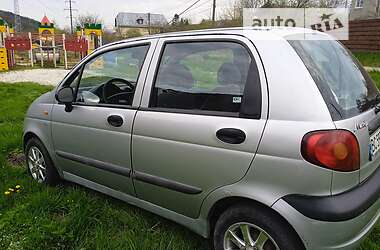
[15,185,21,189]
[4,191,11,196]
[8,188,14,192]
[16,190,20,193]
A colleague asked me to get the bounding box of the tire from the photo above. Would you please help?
[25,137,61,185]
[213,204,305,250]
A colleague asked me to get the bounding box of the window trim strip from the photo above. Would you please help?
[138,107,240,118]
[134,171,202,195]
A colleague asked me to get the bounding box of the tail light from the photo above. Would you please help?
[301,130,360,172]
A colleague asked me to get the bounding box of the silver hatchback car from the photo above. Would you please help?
[24,28,380,250]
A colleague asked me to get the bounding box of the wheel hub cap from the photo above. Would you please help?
[223,222,279,250]
[27,146,47,183]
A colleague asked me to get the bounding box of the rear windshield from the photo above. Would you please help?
[288,38,379,120]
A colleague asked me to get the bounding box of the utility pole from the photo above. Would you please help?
[69,0,73,33]
[148,13,151,35]
[14,0,21,32]
[65,0,77,34]
[212,0,216,23]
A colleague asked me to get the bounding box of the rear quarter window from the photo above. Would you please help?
[288,37,379,120]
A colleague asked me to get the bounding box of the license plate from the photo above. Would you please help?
[369,128,380,160]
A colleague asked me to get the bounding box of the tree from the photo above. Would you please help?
[222,0,266,21]
[223,0,347,21]
[102,29,123,44]
[125,28,142,38]
[75,13,103,27]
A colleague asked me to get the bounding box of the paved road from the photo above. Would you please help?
[0,69,70,86]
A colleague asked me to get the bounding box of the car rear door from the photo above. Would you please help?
[51,39,157,195]
[131,35,268,218]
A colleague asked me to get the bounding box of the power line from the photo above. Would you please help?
[171,0,196,15]
[185,0,212,13]
[185,7,212,17]
[178,0,203,16]
[169,0,203,24]
[181,1,212,18]
[64,0,78,34]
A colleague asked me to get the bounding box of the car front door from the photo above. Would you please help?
[132,35,268,218]
[51,40,157,195]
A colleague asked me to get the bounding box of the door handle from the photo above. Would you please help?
[107,115,123,127]
[216,128,246,144]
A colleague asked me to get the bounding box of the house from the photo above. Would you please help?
[115,12,167,37]
[350,0,380,20]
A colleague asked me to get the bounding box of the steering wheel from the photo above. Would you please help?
[102,78,135,104]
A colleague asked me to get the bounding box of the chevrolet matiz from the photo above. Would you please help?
[24,27,380,250]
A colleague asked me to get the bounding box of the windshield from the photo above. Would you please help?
[288,37,379,120]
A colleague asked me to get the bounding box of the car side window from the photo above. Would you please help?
[150,41,253,113]
[75,45,149,106]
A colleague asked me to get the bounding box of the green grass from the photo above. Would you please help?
[182,50,233,89]
[0,82,208,250]
[354,52,380,68]
[370,71,380,88]
[3,74,380,249]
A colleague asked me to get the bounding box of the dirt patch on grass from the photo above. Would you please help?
[7,150,25,166]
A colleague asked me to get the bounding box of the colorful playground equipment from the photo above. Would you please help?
[0,17,12,71]
[5,33,33,69]
[77,23,102,54]
[85,23,102,54]
[0,15,103,71]
[36,15,57,67]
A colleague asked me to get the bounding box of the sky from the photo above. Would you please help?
[0,0,234,30]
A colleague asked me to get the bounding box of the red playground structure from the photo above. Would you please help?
[0,15,101,70]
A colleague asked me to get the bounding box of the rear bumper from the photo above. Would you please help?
[272,197,380,250]
[272,166,380,249]
[283,164,380,222]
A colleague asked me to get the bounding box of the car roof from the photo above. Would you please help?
[102,26,325,49]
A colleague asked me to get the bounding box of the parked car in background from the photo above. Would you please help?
[24,27,380,250]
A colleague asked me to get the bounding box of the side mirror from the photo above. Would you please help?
[56,87,75,112]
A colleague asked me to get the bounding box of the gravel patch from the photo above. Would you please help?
[0,69,70,86]
[364,66,380,72]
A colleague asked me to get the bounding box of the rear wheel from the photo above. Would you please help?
[25,137,60,185]
[213,204,304,250]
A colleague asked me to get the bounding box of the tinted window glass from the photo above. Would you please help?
[75,45,149,106]
[150,42,252,113]
[288,38,379,119]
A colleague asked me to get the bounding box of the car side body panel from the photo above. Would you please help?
[23,91,61,174]
[132,112,267,218]
[132,34,269,219]
[198,34,337,240]
[49,39,158,195]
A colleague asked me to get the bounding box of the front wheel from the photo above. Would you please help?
[25,137,60,185]
[213,204,304,250]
